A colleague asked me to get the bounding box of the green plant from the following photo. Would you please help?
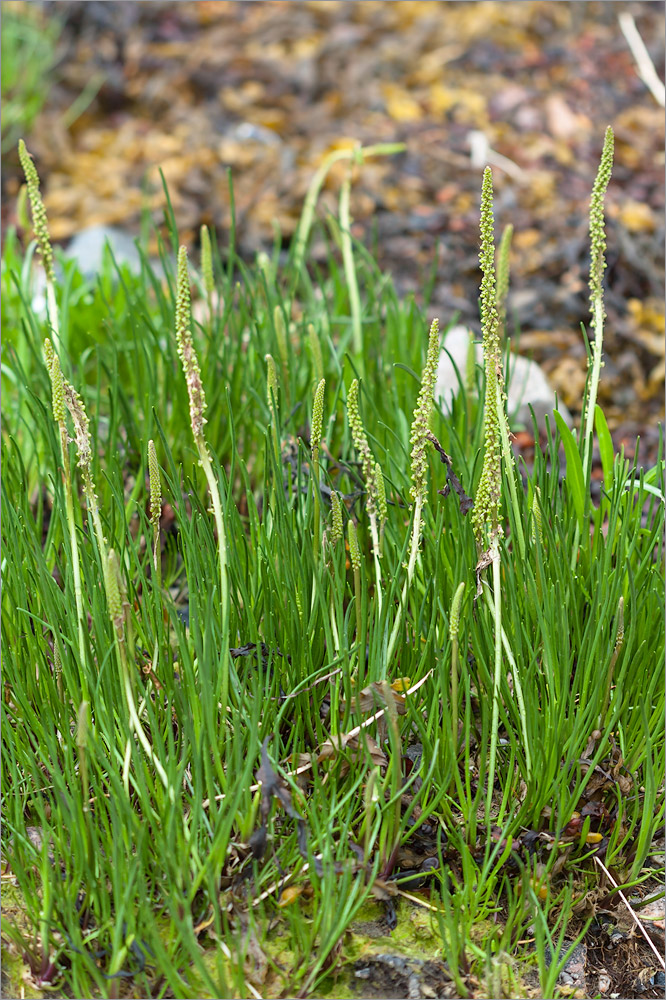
[1,3,61,154]
[1,131,663,999]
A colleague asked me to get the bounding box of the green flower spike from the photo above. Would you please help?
[374,462,387,527]
[18,140,55,285]
[348,519,361,572]
[347,379,377,520]
[449,581,465,640]
[266,353,278,419]
[409,317,440,504]
[589,126,614,333]
[330,490,343,545]
[175,247,207,440]
[43,339,64,424]
[583,127,614,457]
[448,580,465,756]
[471,167,503,551]
[347,378,384,606]
[311,378,325,463]
[148,439,162,581]
[200,225,214,296]
[148,440,161,531]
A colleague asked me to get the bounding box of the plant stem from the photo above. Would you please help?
[485,538,503,825]
[198,442,230,722]
[339,169,363,359]
[386,496,423,667]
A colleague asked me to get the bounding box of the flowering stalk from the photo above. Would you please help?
[311,378,325,561]
[583,127,614,473]
[19,141,60,351]
[471,170,503,555]
[347,379,384,610]
[148,440,162,591]
[339,165,363,360]
[470,169,516,813]
[43,339,87,689]
[386,318,440,666]
[62,380,107,566]
[348,519,363,654]
[449,581,465,753]
[573,128,614,566]
[107,549,172,798]
[175,246,230,720]
[265,352,280,465]
[327,489,343,660]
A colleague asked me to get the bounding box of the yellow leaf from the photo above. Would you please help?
[277,885,303,907]
[383,83,423,123]
[391,677,411,693]
[618,199,655,233]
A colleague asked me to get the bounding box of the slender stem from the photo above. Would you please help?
[198,442,230,722]
[59,428,87,693]
[46,281,61,354]
[312,452,321,563]
[496,381,525,561]
[451,632,459,756]
[484,584,532,776]
[386,496,423,667]
[339,171,363,359]
[485,539,503,825]
[369,512,382,616]
[117,638,172,799]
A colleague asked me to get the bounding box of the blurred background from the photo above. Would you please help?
[2,0,664,453]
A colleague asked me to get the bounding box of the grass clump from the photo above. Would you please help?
[1,131,663,999]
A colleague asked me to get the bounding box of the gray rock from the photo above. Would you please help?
[435,324,573,432]
[30,225,166,316]
[63,224,143,278]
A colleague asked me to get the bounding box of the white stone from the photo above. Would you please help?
[435,324,573,432]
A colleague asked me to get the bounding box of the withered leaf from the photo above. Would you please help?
[428,432,474,514]
[342,680,407,716]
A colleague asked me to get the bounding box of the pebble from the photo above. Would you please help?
[435,324,573,433]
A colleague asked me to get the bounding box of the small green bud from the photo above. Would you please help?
[76,701,89,750]
[374,462,387,526]
[44,338,65,423]
[530,487,543,545]
[106,549,123,623]
[348,519,361,572]
[330,490,343,545]
[148,440,161,528]
[613,596,624,654]
[449,582,465,640]
[200,224,214,295]
[265,353,278,420]
[311,378,325,460]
